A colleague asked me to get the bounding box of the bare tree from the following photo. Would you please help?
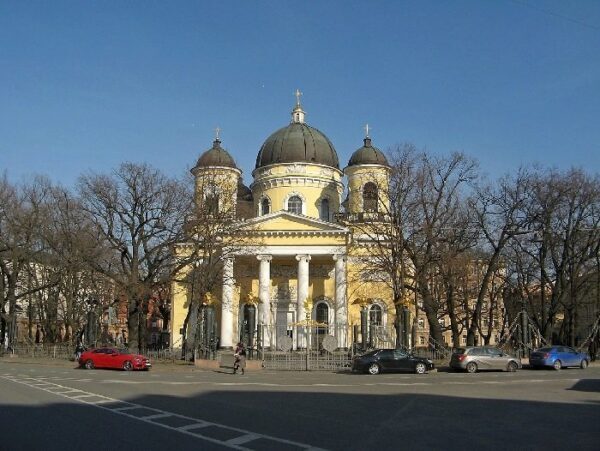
[506,168,600,344]
[174,170,254,357]
[35,183,110,343]
[464,169,532,345]
[78,163,190,352]
[345,144,478,346]
[0,175,56,346]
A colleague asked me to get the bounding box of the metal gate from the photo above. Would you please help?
[257,324,353,371]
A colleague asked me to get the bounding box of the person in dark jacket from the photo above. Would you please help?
[74,341,85,361]
[233,342,247,375]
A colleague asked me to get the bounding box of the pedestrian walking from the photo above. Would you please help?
[233,342,247,375]
[74,341,85,361]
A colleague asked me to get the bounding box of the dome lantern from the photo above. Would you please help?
[291,88,306,124]
[254,91,339,170]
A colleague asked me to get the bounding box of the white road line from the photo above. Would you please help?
[178,423,211,431]
[142,413,172,420]
[112,405,142,412]
[226,434,261,445]
[2,375,326,450]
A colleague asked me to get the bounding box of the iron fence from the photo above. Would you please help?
[1,343,75,360]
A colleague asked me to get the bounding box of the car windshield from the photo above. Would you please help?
[537,347,553,352]
[454,348,466,354]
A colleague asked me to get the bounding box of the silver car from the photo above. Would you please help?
[450,347,521,373]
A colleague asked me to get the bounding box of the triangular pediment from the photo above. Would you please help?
[239,211,349,234]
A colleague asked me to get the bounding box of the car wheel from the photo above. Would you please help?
[367,363,380,375]
[507,361,518,372]
[123,361,133,371]
[415,362,427,374]
[85,360,94,370]
[580,359,588,369]
[553,360,562,370]
[466,362,478,373]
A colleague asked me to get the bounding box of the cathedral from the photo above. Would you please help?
[170,93,400,352]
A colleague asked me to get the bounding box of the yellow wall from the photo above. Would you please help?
[251,163,344,220]
[193,166,241,213]
[345,165,390,214]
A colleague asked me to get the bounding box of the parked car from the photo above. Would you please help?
[530,346,590,370]
[450,347,521,373]
[79,347,151,371]
[352,348,434,375]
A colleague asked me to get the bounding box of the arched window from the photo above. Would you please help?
[205,193,219,214]
[319,198,330,221]
[287,195,303,215]
[316,303,329,324]
[369,304,382,326]
[363,182,378,212]
[204,184,220,214]
[261,198,270,216]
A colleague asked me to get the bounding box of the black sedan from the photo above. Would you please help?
[352,348,434,375]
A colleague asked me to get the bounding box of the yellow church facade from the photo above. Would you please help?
[170,95,401,351]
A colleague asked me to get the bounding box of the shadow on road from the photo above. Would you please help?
[569,378,600,393]
[1,382,599,450]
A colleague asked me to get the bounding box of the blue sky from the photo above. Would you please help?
[1,1,599,187]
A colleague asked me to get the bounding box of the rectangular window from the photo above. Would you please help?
[462,336,467,344]
[419,336,425,345]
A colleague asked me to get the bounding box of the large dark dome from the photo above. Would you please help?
[192,139,237,171]
[255,122,339,170]
[348,137,389,167]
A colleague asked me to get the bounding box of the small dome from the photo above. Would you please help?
[255,123,339,169]
[237,180,253,201]
[193,139,237,171]
[348,137,389,167]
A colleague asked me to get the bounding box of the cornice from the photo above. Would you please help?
[250,176,344,193]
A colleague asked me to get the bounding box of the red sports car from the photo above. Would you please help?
[78,347,151,371]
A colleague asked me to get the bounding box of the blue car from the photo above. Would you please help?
[530,346,590,370]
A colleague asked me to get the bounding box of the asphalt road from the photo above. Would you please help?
[0,360,599,451]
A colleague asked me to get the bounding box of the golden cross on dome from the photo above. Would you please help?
[364,123,370,138]
[295,89,303,106]
[215,126,221,140]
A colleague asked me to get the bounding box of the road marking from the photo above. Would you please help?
[227,433,261,445]
[142,413,173,420]
[1,375,326,451]
[179,422,211,431]
[112,405,141,412]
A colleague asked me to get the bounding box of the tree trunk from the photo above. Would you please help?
[417,275,443,345]
[446,288,460,348]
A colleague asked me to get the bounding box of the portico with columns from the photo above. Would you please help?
[217,212,351,350]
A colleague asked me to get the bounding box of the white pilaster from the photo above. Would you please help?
[220,257,234,349]
[296,254,311,348]
[257,255,272,347]
[333,254,348,348]
[296,255,311,318]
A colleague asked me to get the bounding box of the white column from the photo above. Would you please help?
[257,255,272,347]
[220,257,234,349]
[333,254,348,348]
[296,254,311,348]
